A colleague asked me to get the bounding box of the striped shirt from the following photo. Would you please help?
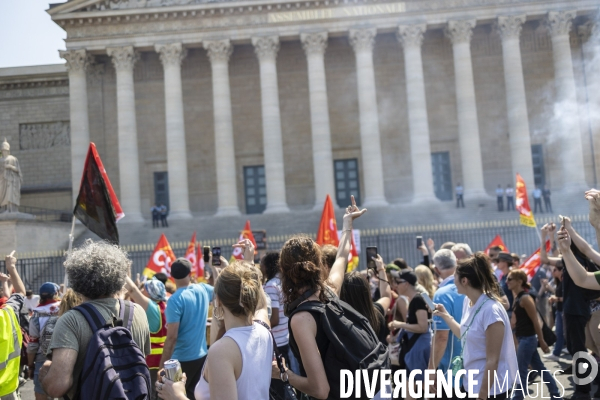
[264,276,289,347]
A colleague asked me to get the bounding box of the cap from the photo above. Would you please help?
[389,270,417,286]
[144,278,166,302]
[497,252,513,263]
[39,282,59,297]
[170,258,192,279]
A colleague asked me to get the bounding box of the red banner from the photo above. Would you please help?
[519,241,551,281]
[316,195,339,246]
[516,173,536,228]
[143,234,176,280]
[485,235,509,254]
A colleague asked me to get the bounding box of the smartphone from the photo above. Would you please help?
[416,236,423,249]
[203,246,210,263]
[421,292,437,312]
[212,247,221,266]
[366,246,377,270]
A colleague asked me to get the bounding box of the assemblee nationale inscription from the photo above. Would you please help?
[267,2,406,23]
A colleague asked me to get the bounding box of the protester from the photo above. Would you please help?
[159,257,214,398]
[506,184,515,211]
[320,244,337,272]
[496,184,504,212]
[429,249,465,380]
[451,243,472,261]
[386,264,409,323]
[415,265,436,298]
[388,270,431,400]
[456,183,464,208]
[0,251,26,400]
[259,251,290,399]
[23,289,40,317]
[544,264,565,361]
[434,253,518,399]
[506,269,562,400]
[156,260,272,400]
[125,276,167,400]
[39,240,151,399]
[496,252,514,315]
[341,254,391,345]
[27,282,61,400]
[58,289,82,317]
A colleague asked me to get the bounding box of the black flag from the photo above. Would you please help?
[73,143,124,244]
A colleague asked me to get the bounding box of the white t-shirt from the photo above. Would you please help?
[264,276,289,347]
[23,295,40,314]
[460,294,517,396]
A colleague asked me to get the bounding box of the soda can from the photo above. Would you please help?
[164,359,183,382]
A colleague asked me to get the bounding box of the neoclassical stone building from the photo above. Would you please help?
[1,0,599,221]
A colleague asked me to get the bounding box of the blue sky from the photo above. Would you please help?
[0,0,68,68]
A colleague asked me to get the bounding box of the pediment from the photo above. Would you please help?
[48,0,241,14]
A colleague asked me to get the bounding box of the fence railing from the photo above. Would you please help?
[4,215,597,294]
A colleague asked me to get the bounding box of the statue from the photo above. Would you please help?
[0,139,22,213]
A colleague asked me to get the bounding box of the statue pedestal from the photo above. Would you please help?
[0,218,84,255]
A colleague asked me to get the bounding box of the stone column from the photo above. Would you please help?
[252,36,290,213]
[445,20,488,199]
[155,43,192,219]
[60,49,91,207]
[349,28,388,207]
[106,46,144,222]
[300,32,337,209]
[497,15,535,190]
[397,24,438,203]
[579,20,600,186]
[547,11,587,189]
[204,39,241,216]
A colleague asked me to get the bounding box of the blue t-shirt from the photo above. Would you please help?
[166,283,214,361]
[146,301,161,334]
[432,276,465,372]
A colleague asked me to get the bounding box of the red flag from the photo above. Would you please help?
[73,143,124,243]
[185,232,198,275]
[485,235,509,254]
[347,234,359,272]
[195,243,206,283]
[316,195,339,246]
[231,221,258,261]
[143,234,176,280]
[519,241,551,281]
[516,173,536,228]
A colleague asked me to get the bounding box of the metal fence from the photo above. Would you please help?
[4,214,598,294]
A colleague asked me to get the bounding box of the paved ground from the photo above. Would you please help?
[12,350,596,399]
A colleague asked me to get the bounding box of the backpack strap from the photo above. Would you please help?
[119,299,134,330]
[74,303,107,333]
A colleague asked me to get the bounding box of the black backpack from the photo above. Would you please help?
[288,290,389,400]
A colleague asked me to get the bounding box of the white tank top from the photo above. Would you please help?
[194,322,273,400]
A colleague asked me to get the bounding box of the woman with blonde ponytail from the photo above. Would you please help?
[434,252,518,400]
[156,241,272,400]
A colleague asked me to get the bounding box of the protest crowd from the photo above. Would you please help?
[7,188,600,400]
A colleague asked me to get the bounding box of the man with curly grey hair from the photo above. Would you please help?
[40,240,150,399]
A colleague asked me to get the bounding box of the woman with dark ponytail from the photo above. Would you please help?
[435,252,518,400]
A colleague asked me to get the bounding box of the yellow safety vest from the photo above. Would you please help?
[0,306,22,397]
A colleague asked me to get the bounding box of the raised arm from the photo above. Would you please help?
[374,255,391,312]
[540,224,561,266]
[5,251,24,295]
[563,216,600,265]
[124,276,151,311]
[585,189,600,249]
[558,227,600,289]
[328,196,366,296]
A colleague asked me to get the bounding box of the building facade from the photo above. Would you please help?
[1,0,599,220]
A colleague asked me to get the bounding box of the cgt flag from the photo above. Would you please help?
[515,173,536,228]
[484,235,509,254]
[184,232,206,282]
[347,234,359,272]
[143,234,176,280]
[73,143,124,243]
[316,195,339,246]
[231,220,258,262]
[519,240,551,281]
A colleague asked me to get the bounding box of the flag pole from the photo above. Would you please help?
[64,215,76,288]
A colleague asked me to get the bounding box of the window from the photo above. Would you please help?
[244,166,267,214]
[431,152,453,201]
[153,172,169,211]
[531,144,545,188]
[334,159,361,207]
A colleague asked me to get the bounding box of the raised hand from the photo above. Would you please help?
[427,238,435,252]
[342,195,367,230]
[585,189,600,228]
[373,254,385,271]
[557,227,572,253]
[233,238,255,262]
[5,250,16,271]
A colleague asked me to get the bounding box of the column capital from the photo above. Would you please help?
[397,24,426,48]
[301,32,328,56]
[497,15,525,41]
[155,43,187,67]
[107,46,139,71]
[546,10,576,37]
[203,39,233,64]
[445,19,476,44]
[349,27,377,52]
[578,20,599,43]
[252,36,280,61]
[59,49,93,72]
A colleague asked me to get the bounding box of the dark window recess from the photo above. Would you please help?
[153,172,169,211]
[334,159,361,207]
[531,144,545,188]
[244,166,267,214]
[431,152,453,201]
